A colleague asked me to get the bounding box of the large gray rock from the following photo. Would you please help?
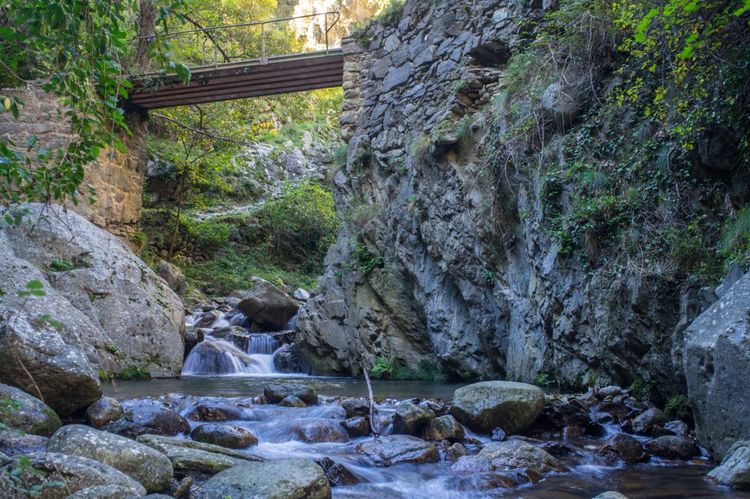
[0,383,61,436]
[479,439,566,474]
[684,271,750,458]
[0,204,184,415]
[193,458,330,499]
[541,79,583,127]
[392,402,435,435]
[264,383,318,405]
[450,381,544,434]
[237,277,299,330]
[355,435,439,466]
[423,415,465,442]
[0,428,48,456]
[0,452,146,498]
[47,424,173,492]
[190,423,258,449]
[707,440,750,490]
[291,419,349,443]
[136,434,264,475]
[86,397,123,427]
[105,399,190,438]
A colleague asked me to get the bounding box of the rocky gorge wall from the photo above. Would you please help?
[0,85,147,238]
[296,0,723,395]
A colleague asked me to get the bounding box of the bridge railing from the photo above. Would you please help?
[136,11,341,74]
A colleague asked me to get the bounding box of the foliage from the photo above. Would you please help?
[0,0,185,206]
[351,238,384,275]
[370,356,446,381]
[533,372,555,388]
[664,394,690,420]
[48,258,74,272]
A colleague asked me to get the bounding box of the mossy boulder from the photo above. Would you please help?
[0,383,61,436]
[193,458,330,499]
[47,424,173,492]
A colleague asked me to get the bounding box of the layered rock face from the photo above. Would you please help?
[0,204,184,414]
[297,0,702,390]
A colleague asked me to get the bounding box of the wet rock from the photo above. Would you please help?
[684,271,750,459]
[292,419,349,443]
[193,458,330,499]
[136,434,263,476]
[593,493,630,499]
[86,397,123,428]
[264,383,318,405]
[187,401,245,421]
[237,277,299,330]
[191,423,258,449]
[0,452,146,498]
[664,420,690,437]
[315,457,359,486]
[598,433,648,464]
[196,310,220,328]
[342,416,370,437]
[445,442,468,461]
[645,435,699,460]
[707,440,750,489]
[47,424,173,492]
[631,408,668,435]
[596,386,623,399]
[273,343,302,373]
[279,395,307,407]
[0,428,48,456]
[174,476,193,499]
[451,455,494,473]
[105,399,190,438]
[393,401,436,435]
[0,383,61,436]
[451,381,545,434]
[479,440,566,474]
[342,398,371,418]
[356,435,439,466]
[423,415,465,442]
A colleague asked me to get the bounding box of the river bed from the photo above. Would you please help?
[105,376,749,498]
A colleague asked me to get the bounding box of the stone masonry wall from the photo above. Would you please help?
[0,85,146,238]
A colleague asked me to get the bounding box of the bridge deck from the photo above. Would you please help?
[130,49,344,109]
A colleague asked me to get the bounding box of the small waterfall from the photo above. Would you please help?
[183,336,272,376]
[248,334,279,354]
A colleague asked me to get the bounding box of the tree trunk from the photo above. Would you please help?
[135,0,156,72]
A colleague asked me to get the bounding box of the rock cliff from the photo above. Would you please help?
[296,0,745,395]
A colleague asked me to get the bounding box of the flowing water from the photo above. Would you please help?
[104,376,750,498]
[108,308,750,497]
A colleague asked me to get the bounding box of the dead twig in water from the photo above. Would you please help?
[363,368,379,437]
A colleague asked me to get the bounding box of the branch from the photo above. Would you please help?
[179,14,232,63]
[151,112,254,147]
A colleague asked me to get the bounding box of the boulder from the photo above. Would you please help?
[423,415,465,442]
[0,383,61,436]
[86,397,123,427]
[294,288,311,301]
[541,79,583,127]
[264,383,318,405]
[46,424,173,492]
[0,312,101,416]
[136,434,264,476]
[237,277,299,330]
[292,419,349,443]
[392,402,435,435]
[65,484,145,498]
[190,423,258,449]
[593,493,630,499]
[342,416,370,437]
[273,343,302,373]
[450,381,544,434]
[193,458,330,499]
[631,408,668,435]
[598,433,648,464]
[0,204,184,393]
[279,395,307,407]
[707,440,750,489]
[342,398,371,418]
[105,399,190,438]
[154,259,187,294]
[684,271,750,459]
[445,442,468,461]
[315,457,359,486]
[0,428,48,456]
[355,435,439,466]
[645,435,699,460]
[479,440,566,474]
[187,401,245,421]
[0,452,146,498]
